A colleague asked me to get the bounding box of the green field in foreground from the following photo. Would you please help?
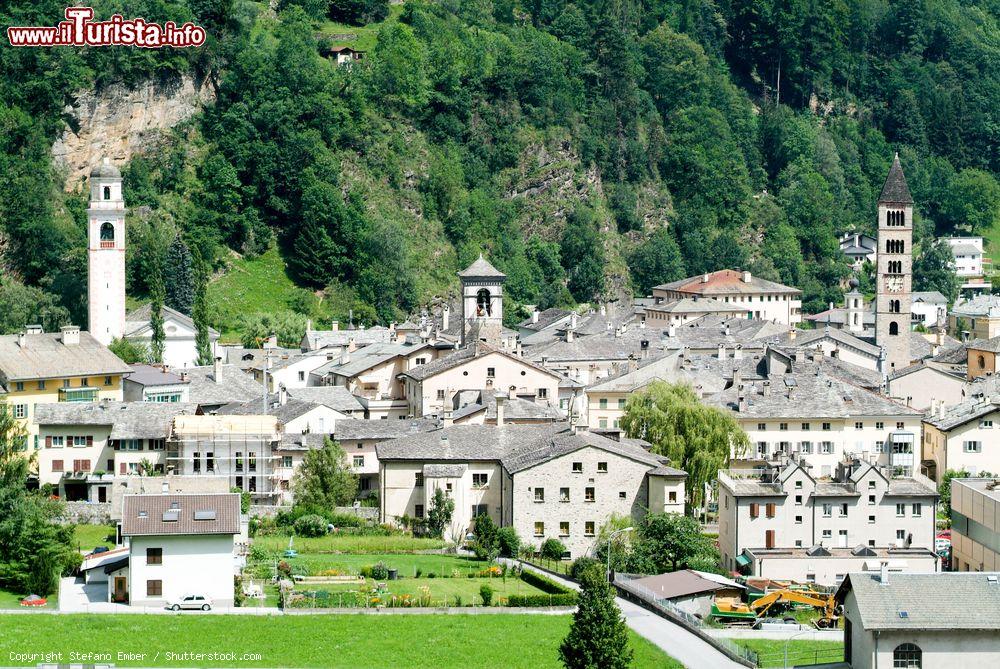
[738,639,844,668]
[0,614,680,668]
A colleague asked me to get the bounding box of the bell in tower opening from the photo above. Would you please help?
[458,255,506,347]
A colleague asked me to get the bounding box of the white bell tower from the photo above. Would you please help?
[87,158,127,345]
[457,254,506,347]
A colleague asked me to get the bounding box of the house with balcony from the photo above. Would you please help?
[376,423,686,557]
[717,459,939,585]
[0,326,131,448]
[33,401,198,501]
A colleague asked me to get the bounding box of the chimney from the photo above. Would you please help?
[265,334,277,349]
[667,324,676,338]
[17,331,26,348]
[306,319,312,332]
[179,370,189,383]
[161,480,169,494]
[733,345,743,361]
[60,325,80,346]
[606,320,612,331]
[531,308,539,324]
[442,305,450,331]
[441,410,454,428]
[732,368,742,388]
[742,271,752,284]
[566,328,575,343]
[495,394,506,427]
[508,385,517,400]
[347,338,357,353]
[879,560,890,585]
[702,273,710,283]
[938,402,946,420]
[762,380,771,396]
[615,327,622,338]
[278,383,288,406]
[639,320,646,329]
[341,350,351,365]
[627,355,638,373]
[213,356,223,383]
[789,328,797,342]
[570,312,578,329]
[718,343,726,360]
[331,320,339,332]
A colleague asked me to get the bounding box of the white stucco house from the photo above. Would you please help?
[125,304,220,369]
[836,570,1000,669]
[110,493,242,607]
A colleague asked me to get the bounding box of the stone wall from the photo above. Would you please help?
[249,505,378,520]
[58,502,112,525]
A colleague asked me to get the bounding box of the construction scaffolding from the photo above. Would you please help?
[166,415,281,503]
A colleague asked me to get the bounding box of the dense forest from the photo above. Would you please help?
[2,0,1000,342]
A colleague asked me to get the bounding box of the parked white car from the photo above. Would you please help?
[165,594,213,611]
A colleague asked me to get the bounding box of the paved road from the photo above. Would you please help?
[514,562,745,669]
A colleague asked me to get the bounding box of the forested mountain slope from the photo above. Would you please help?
[1,0,999,341]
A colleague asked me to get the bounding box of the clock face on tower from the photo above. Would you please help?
[885,276,904,293]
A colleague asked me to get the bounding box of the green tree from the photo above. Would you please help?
[328,0,389,25]
[913,239,960,304]
[561,205,605,302]
[472,513,500,560]
[638,513,716,572]
[367,23,429,115]
[622,382,749,508]
[239,311,309,348]
[292,439,358,512]
[192,253,213,366]
[628,229,684,295]
[108,338,150,365]
[149,258,166,364]
[164,235,196,314]
[559,565,633,669]
[940,168,1000,234]
[425,487,455,539]
[0,280,71,334]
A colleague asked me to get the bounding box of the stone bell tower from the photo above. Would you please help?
[458,255,505,347]
[87,158,127,345]
[875,153,912,371]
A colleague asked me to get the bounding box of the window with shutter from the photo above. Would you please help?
[765,530,775,548]
[45,436,52,448]
[86,436,93,446]
[766,503,776,518]
[120,462,126,474]
[750,503,759,518]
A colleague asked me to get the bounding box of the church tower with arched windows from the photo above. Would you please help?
[875,153,912,371]
[458,254,505,347]
[87,158,127,346]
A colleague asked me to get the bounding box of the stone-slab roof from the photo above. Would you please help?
[457,254,506,278]
[401,343,559,382]
[34,401,198,440]
[0,331,131,381]
[286,386,364,413]
[121,493,241,536]
[125,364,188,387]
[877,154,913,204]
[838,572,1000,630]
[333,418,440,441]
[183,364,265,407]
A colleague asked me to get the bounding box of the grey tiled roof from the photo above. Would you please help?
[518,308,573,332]
[183,364,265,407]
[967,336,1000,353]
[222,347,298,371]
[33,401,198,440]
[452,391,564,423]
[126,364,187,387]
[912,291,947,304]
[286,386,364,413]
[951,295,1000,318]
[121,493,241,536]
[838,572,1000,630]
[325,342,431,378]
[424,464,467,478]
[771,327,880,358]
[923,398,1000,431]
[0,331,131,381]
[278,433,328,451]
[333,418,440,441]
[302,327,393,351]
[644,298,746,315]
[400,343,559,381]
[217,398,324,423]
[949,243,981,256]
[877,154,913,204]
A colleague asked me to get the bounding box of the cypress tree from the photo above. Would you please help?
[149,258,166,364]
[192,251,213,366]
[164,235,195,314]
[559,566,633,669]
[559,565,633,669]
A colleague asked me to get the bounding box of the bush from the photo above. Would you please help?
[480,584,494,606]
[540,538,567,560]
[497,526,521,558]
[427,572,437,579]
[415,567,422,578]
[359,565,373,579]
[520,569,572,595]
[507,592,577,607]
[570,557,601,582]
[293,514,328,537]
[370,562,389,580]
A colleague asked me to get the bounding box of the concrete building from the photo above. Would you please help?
[836,571,1000,669]
[717,459,939,586]
[87,159,126,346]
[115,493,241,607]
[124,304,219,370]
[875,153,914,372]
[651,270,802,325]
[949,295,1000,341]
[376,424,686,557]
[839,231,877,269]
[398,343,561,418]
[951,477,1000,572]
[922,396,1000,482]
[166,414,281,503]
[0,327,130,446]
[123,364,191,403]
[708,358,922,476]
[34,401,198,499]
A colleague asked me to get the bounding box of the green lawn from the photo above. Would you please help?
[270,553,487,578]
[0,588,58,610]
[739,639,844,668]
[0,614,680,668]
[316,4,405,51]
[252,533,447,555]
[73,524,116,552]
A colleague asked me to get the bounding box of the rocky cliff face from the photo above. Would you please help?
[52,75,214,190]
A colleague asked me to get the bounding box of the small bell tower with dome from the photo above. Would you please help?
[87,158,127,346]
[457,255,506,347]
